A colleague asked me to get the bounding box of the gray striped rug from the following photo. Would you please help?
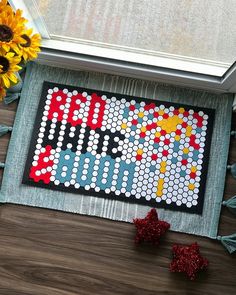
[0,62,233,239]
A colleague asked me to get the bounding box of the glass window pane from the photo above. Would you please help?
[27,0,235,65]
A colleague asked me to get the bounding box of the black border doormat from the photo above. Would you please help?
[23,81,215,214]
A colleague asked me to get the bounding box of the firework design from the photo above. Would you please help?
[23,82,215,214]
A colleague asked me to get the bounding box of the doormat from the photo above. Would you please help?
[22,82,214,214]
[0,63,233,239]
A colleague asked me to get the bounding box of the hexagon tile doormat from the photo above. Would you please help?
[23,81,215,214]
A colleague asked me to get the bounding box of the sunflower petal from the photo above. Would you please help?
[8,73,18,83]
[1,75,10,88]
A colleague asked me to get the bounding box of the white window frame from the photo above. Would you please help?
[8,0,236,94]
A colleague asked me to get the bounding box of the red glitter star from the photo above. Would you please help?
[170,242,209,280]
[133,208,170,245]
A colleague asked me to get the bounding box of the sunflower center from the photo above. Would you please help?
[21,34,31,47]
[0,25,13,42]
[0,56,10,73]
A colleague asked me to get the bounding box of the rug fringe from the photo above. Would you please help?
[222,196,236,215]
[4,92,21,105]
[217,234,236,254]
[0,162,5,168]
[0,125,12,137]
[227,163,236,178]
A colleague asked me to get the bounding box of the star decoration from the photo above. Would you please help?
[170,242,209,280]
[133,208,170,245]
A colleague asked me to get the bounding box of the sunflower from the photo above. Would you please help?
[0,48,21,88]
[0,82,6,101]
[0,9,26,53]
[19,28,41,61]
[0,0,12,15]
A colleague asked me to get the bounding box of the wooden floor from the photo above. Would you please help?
[0,99,235,295]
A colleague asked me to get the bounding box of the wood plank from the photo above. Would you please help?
[0,99,235,295]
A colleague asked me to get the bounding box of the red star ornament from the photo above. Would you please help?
[170,242,209,280]
[133,208,170,245]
